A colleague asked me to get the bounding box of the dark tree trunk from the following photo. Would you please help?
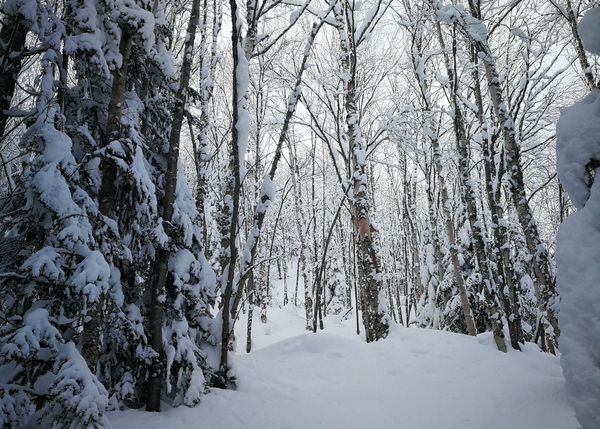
[0,12,28,139]
[83,27,134,373]
[146,0,202,410]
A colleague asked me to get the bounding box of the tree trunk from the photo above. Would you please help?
[563,0,596,90]
[83,27,134,373]
[217,0,248,386]
[471,48,523,350]
[146,0,201,409]
[194,0,222,253]
[282,231,289,306]
[289,142,313,329]
[439,24,506,352]
[458,4,559,352]
[409,22,477,337]
[246,271,254,353]
[336,1,389,343]
[0,12,28,139]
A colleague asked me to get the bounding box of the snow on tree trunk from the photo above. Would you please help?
[437,24,506,352]
[217,0,249,387]
[146,0,202,410]
[408,20,477,337]
[335,0,389,342]
[433,0,558,352]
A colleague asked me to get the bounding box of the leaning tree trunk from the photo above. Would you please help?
[410,23,476,337]
[454,3,560,353]
[563,0,596,90]
[471,47,523,349]
[438,24,506,352]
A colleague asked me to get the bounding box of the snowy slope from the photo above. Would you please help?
[108,305,577,429]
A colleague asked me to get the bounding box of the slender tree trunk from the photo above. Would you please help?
[294,255,300,307]
[458,3,559,352]
[410,23,476,336]
[146,0,202,409]
[394,258,404,326]
[83,27,134,373]
[426,168,445,286]
[260,252,268,323]
[563,0,596,90]
[246,276,254,353]
[471,49,523,349]
[282,231,289,306]
[352,232,360,335]
[336,1,388,343]
[439,24,506,352]
[195,0,222,253]
[0,12,28,139]
[289,144,313,329]
[311,138,321,331]
[217,0,246,387]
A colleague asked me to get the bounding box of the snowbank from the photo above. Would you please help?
[555,8,600,429]
[108,306,576,429]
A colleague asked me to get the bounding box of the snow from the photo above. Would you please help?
[108,305,577,428]
[556,17,600,425]
[413,53,425,84]
[354,0,380,43]
[257,174,277,214]
[21,246,65,281]
[289,8,302,24]
[579,8,600,56]
[69,250,111,303]
[234,34,250,182]
[556,89,600,209]
[2,0,38,23]
[44,342,112,428]
[1,309,61,359]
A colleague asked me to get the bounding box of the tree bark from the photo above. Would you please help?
[456,3,559,352]
[0,12,28,139]
[336,2,389,342]
[439,24,506,351]
[563,0,596,90]
[83,26,134,373]
[146,0,201,410]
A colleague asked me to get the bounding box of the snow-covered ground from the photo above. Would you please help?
[108,302,578,429]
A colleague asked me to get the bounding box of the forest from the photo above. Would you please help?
[0,0,598,427]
